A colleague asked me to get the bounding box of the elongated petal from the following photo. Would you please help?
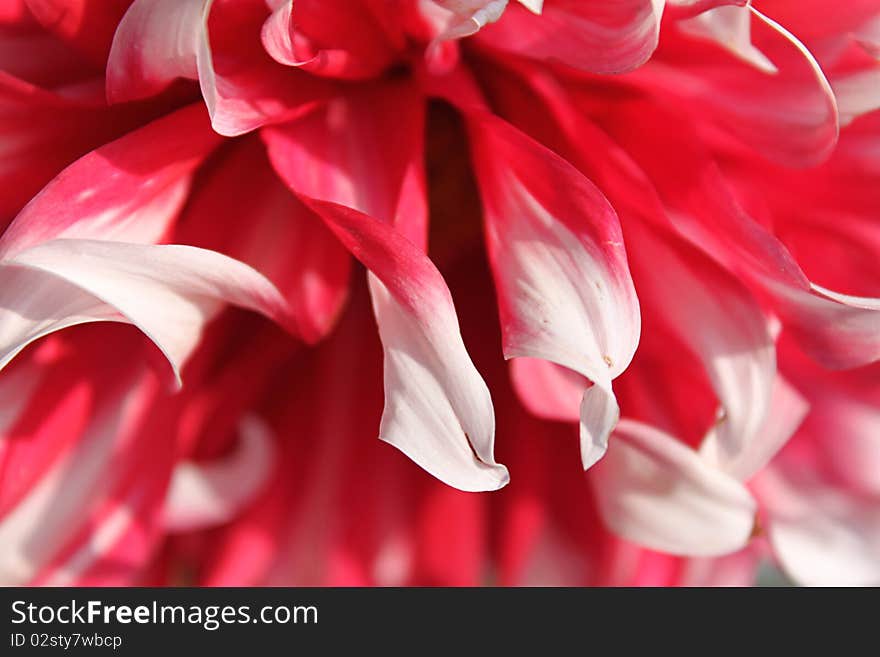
[467,111,640,469]
[602,101,880,369]
[591,419,758,556]
[261,83,428,245]
[264,88,506,491]
[0,72,144,221]
[304,201,508,492]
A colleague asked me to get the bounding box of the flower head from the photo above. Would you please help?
[0,0,878,585]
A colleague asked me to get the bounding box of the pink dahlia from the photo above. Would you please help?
[0,0,878,586]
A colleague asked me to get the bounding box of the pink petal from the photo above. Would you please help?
[304,201,509,492]
[106,0,207,103]
[467,111,640,469]
[591,419,758,556]
[625,219,777,482]
[644,4,839,167]
[201,0,330,136]
[509,358,584,423]
[264,88,507,491]
[0,72,143,221]
[602,101,880,370]
[0,103,221,257]
[261,0,397,79]
[0,365,160,585]
[475,0,665,74]
[261,83,428,245]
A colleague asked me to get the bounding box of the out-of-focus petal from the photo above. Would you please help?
[702,374,809,481]
[600,101,880,370]
[24,0,131,66]
[756,467,880,586]
[624,220,777,481]
[509,358,584,423]
[0,361,164,585]
[163,415,275,531]
[591,419,758,556]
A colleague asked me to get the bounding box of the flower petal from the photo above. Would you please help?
[702,374,809,481]
[624,219,777,482]
[591,419,758,556]
[106,0,207,103]
[757,467,880,586]
[172,138,351,344]
[467,111,640,469]
[305,202,509,492]
[644,4,839,166]
[475,0,665,74]
[263,88,507,491]
[1,240,292,386]
[0,103,221,257]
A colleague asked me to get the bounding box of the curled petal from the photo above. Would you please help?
[264,89,506,491]
[645,4,839,166]
[475,0,665,74]
[625,220,777,482]
[0,240,293,386]
[261,0,397,78]
[305,201,509,492]
[467,112,640,469]
[107,0,208,103]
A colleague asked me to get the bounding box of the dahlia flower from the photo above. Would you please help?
[0,0,878,586]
